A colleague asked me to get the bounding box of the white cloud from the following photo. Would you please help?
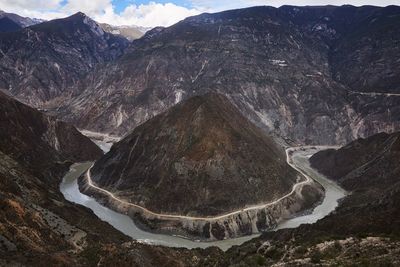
[95,2,201,27]
[192,0,400,11]
[0,0,202,27]
[0,0,398,27]
[0,0,61,10]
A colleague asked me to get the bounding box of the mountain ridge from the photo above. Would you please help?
[55,5,400,145]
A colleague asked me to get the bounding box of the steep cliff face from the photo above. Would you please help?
[0,12,129,106]
[58,5,400,145]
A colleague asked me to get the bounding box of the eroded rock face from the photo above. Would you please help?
[58,5,400,145]
[0,12,129,106]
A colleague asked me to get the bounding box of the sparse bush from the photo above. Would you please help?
[310,249,322,264]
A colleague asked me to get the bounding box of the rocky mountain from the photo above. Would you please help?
[56,5,400,145]
[0,10,43,29]
[197,131,400,266]
[0,90,207,266]
[90,93,299,215]
[0,12,129,106]
[100,23,149,41]
[309,132,400,235]
[83,93,323,239]
[0,91,102,178]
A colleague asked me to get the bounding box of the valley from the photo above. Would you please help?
[61,144,345,250]
[0,3,399,266]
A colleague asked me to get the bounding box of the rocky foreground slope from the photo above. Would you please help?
[81,94,323,240]
[58,5,400,145]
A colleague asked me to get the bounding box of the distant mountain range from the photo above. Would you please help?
[0,10,44,30]
[100,23,150,41]
[0,12,129,106]
[1,6,399,146]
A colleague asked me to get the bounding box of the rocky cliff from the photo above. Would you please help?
[57,5,400,145]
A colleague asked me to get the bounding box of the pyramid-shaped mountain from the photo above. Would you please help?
[91,93,298,216]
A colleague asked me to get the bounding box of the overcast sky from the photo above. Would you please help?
[0,0,399,27]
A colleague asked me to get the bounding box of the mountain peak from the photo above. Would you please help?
[70,11,88,19]
[66,12,104,36]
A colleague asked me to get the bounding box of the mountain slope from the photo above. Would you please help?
[100,23,148,41]
[58,5,400,145]
[0,17,22,32]
[0,10,43,29]
[90,93,299,216]
[207,132,400,266]
[0,91,102,178]
[0,12,129,106]
[0,91,204,266]
[309,132,400,235]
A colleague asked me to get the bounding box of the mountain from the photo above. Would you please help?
[57,5,400,145]
[0,10,44,29]
[84,93,323,239]
[201,131,400,266]
[91,93,299,215]
[308,132,400,235]
[0,17,22,32]
[0,12,129,106]
[0,90,208,266]
[0,91,102,178]
[100,23,150,41]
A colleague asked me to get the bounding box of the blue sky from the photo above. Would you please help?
[0,0,399,27]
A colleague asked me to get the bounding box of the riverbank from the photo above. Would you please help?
[60,146,346,248]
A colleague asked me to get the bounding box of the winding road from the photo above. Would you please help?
[348,90,400,97]
[84,146,313,221]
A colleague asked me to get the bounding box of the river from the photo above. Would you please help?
[60,146,346,251]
